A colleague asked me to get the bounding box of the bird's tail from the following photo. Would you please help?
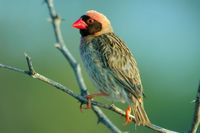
[132,97,150,126]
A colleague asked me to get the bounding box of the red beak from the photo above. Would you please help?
[72,18,87,29]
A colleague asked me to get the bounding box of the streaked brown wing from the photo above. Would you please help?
[94,33,143,98]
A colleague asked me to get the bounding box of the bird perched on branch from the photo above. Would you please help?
[72,10,150,126]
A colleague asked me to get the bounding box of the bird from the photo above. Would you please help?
[72,10,150,126]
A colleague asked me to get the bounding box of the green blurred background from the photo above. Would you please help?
[0,0,200,133]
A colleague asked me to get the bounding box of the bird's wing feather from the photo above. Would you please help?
[94,33,143,98]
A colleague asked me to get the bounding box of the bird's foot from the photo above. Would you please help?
[80,92,109,112]
[80,95,92,112]
[125,105,132,125]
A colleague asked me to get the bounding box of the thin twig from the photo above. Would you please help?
[189,83,200,133]
[0,64,25,74]
[24,53,35,75]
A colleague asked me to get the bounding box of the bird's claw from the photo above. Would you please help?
[125,105,132,125]
[79,92,109,112]
[80,95,92,112]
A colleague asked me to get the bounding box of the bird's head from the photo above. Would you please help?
[72,10,113,37]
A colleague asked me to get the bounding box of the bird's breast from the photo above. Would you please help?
[80,41,104,77]
[79,40,127,103]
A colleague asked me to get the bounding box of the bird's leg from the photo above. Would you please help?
[125,105,132,124]
[80,92,109,111]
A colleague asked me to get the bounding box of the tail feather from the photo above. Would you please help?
[132,97,150,125]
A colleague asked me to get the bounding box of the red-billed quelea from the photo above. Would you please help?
[72,10,150,125]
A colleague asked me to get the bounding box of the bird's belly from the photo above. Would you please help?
[81,49,128,103]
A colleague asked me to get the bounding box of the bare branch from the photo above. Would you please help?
[0,64,26,74]
[146,124,178,133]
[189,83,200,133]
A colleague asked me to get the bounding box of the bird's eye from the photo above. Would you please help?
[87,19,94,24]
